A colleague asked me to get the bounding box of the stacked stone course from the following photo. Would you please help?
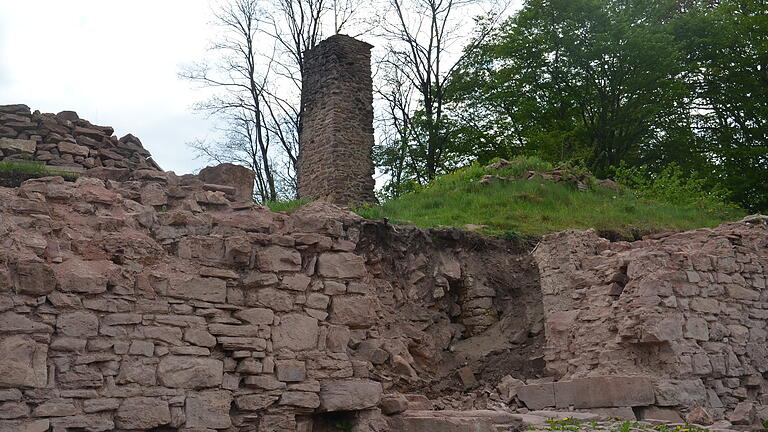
[0,163,540,431]
[0,104,160,172]
[532,218,768,420]
[297,35,376,205]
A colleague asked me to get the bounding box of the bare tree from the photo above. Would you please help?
[376,0,508,185]
[180,0,281,202]
[183,0,371,201]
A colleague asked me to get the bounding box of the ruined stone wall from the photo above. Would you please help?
[0,165,543,431]
[297,35,376,206]
[0,104,160,173]
[533,218,768,416]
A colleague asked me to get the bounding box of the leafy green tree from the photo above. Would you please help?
[676,0,768,211]
[448,0,695,178]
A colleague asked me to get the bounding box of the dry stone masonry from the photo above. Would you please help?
[297,35,376,206]
[2,102,768,430]
[0,104,161,173]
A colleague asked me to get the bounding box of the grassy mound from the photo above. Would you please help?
[355,158,747,239]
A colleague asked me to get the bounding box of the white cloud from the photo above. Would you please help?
[0,0,218,174]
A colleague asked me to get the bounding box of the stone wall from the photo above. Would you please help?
[297,35,376,206]
[0,166,544,431]
[533,217,768,419]
[0,104,160,173]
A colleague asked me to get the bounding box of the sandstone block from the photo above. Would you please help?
[115,397,170,429]
[380,394,409,415]
[282,273,311,291]
[168,275,227,303]
[516,383,555,410]
[157,356,223,388]
[234,307,274,325]
[52,259,117,294]
[57,141,89,157]
[56,311,99,337]
[0,336,48,388]
[0,419,49,432]
[235,394,279,411]
[257,246,302,272]
[276,360,306,382]
[0,312,53,334]
[330,296,377,328]
[0,138,35,153]
[32,399,78,417]
[280,391,320,409]
[251,287,294,311]
[554,376,654,408]
[184,327,217,347]
[317,252,367,279]
[185,390,232,429]
[272,313,319,351]
[318,379,382,412]
[12,261,55,295]
[0,401,28,419]
[198,163,255,202]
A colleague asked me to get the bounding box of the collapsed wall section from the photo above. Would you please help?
[533,218,768,417]
[0,104,160,173]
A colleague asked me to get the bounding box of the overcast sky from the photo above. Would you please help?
[0,0,219,174]
[0,1,519,177]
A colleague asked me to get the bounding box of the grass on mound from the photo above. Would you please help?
[354,160,747,238]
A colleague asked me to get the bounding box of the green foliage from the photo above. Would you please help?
[376,0,767,212]
[612,162,739,212]
[0,160,80,180]
[334,421,354,432]
[266,199,310,214]
[356,159,746,237]
[545,417,584,431]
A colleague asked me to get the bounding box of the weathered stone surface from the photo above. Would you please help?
[168,275,227,303]
[272,313,319,351]
[554,376,654,408]
[115,397,170,429]
[185,390,233,429]
[257,246,302,272]
[157,356,223,388]
[12,261,55,295]
[516,383,555,410]
[234,307,275,325]
[279,391,320,408]
[32,399,78,417]
[317,252,367,279]
[0,312,53,334]
[380,394,409,415]
[330,296,377,328]
[0,138,35,153]
[318,379,382,412]
[276,360,306,382]
[198,163,255,202]
[52,259,117,294]
[0,401,28,419]
[0,336,48,388]
[235,394,279,411]
[57,311,99,337]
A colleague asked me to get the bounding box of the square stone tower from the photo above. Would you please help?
[297,34,376,205]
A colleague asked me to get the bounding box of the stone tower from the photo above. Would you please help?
[297,34,376,205]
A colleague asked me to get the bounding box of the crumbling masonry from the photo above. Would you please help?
[297,34,376,206]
